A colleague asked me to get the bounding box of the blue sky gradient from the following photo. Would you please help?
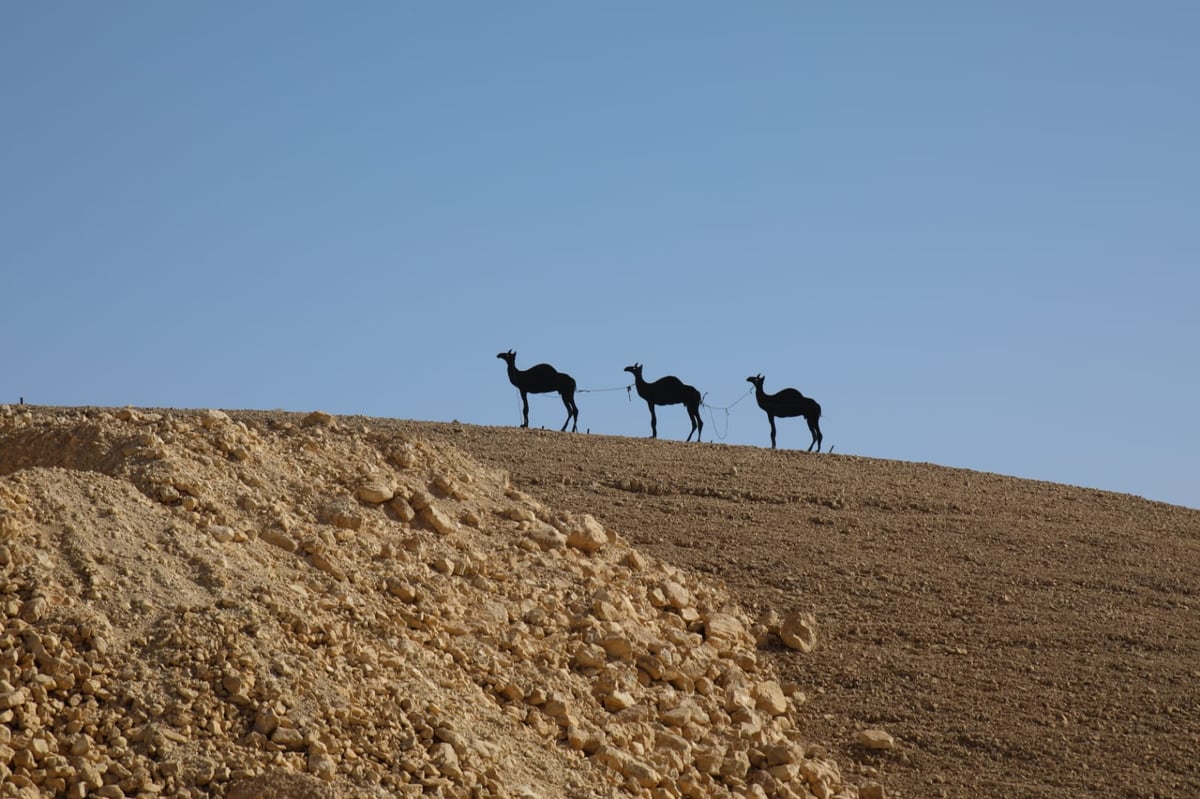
[4,3,1197,508]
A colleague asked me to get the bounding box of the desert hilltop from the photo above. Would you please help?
[1,405,1197,798]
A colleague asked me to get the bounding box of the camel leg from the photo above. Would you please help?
[769,416,778,449]
[562,394,578,433]
[520,392,530,428]
[648,403,658,438]
[807,417,822,452]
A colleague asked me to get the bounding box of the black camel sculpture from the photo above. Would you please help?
[497,350,579,432]
[624,363,703,442]
[746,373,822,451]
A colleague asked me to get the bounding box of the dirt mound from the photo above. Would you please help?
[0,406,866,799]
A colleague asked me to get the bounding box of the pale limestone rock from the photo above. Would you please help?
[860,781,887,799]
[301,410,334,427]
[408,490,432,511]
[541,692,571,723]
[566,514,608,553]
[595,746,660,788]
[309,551,346,580]
[198,409,230,428]
[719,748,751,779]
[661,580,691,610]
[254,707,281,736]
[592,598,619,621]
[765,743,798,766]
[507,506,537,523]
[800,758,842,796]
[603,690,637,712]
[421,504,458,536]
[433,473,470,500]
[572,643,608,670]
[724,683,755,713]
[308,750,337,781]
[599,634,634,661]
[857,728,896,751]
[388,496,416,523]
[528,522,566,550]
[655,730,691,754]
[780,611,818,653]
[0,688,28,710]
[19,596,48,623]
[660,704,700,729]
[703,612,749,650]
[754,680,788,716]
[209,525,236,543]
[271,726,306,750]
[636,653,666,681]
[388,443,419,468]
[567,725,604,754]
[260,528,297,552]
[355,481,394,504]
[475,599,510,628]
[386,578,419,603]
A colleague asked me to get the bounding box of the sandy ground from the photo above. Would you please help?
[395,420,1200,799]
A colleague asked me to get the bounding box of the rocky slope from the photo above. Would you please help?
[0,406,872,799]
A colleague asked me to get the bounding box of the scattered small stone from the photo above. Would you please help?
[260,528,297,552]
[780,611,818,653]
[860,781,888,799]
[355,481,395,504]
[564,514,608,553]
[301,410,334,427]
[857,729,896,751]
[209,525,236,543]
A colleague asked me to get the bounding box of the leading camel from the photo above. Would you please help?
[497,350,579,432]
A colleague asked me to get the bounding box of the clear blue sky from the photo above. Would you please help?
[4,3,1197,509]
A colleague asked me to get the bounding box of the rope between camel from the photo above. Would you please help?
[576,384,635,399]
[698,386,753,442]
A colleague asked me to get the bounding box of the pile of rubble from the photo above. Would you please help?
[0,405,871,798]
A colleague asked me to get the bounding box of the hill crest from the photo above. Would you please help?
[3,405,1198,798]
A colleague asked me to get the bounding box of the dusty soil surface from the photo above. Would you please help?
[395,420,1200,799]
